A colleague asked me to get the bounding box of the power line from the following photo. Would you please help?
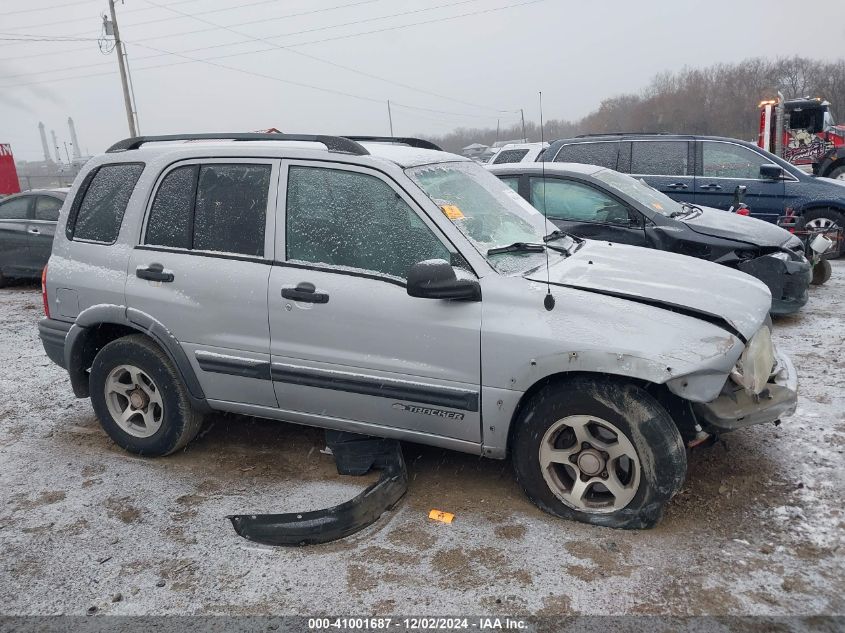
[140,0,518,114]
[4,0,98,17]
[1,0,384,34]
[0,34,101,42]
[1,0,544,89]
[1,0,544,123]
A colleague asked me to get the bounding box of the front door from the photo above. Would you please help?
[528,176,648,246]
[268,162,482,443]
[125,159,279,408]
[629,140,697,205]
[695,140,786,223]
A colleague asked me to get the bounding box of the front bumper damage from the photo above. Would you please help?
[693,348,797,432]
[737,255,811,316]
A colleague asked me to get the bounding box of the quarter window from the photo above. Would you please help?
[286,166,449,279]
[702,142,768,179]
[0,196,30,220]
[554,143,619,169]
[72,163,144,242]
[631,141,689,176]
[530,177,634,225]
[35,196,63,221]
[145,163,271,257]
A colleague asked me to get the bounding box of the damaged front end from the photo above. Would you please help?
[734,247,811,316]
[693,326,798,433]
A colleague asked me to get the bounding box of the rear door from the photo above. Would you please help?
[27,195,62,270]
[551,141,621,170]
[629,140,696,204]
[695,140,786,223]
[0,195,34,276]
[126,159,279,408]
[528,175,648,246]
[268,161,482,443]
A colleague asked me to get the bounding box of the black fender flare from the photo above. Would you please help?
[64,304,208,410]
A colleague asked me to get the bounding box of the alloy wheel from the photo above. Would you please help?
[104,364,164,438]
[539,415,641,513]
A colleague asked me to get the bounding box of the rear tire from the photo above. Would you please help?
[89,334,203,457]
[511,376,686,529]
[0,270,6,288]
[802,208,844,259]
[811,258,832,286]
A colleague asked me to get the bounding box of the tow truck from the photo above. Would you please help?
[758,93,845,180]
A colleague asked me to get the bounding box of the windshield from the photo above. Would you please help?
[406,161,559,273]
[593,168,686,216]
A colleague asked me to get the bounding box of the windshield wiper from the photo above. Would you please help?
[543,229,569,242]
[670,202,702,218]
[487,242,545,256]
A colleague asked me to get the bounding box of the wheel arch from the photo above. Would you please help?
[64,304,208,410]
[503,371,698,457]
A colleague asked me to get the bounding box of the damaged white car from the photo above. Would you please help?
[39,134,797,531]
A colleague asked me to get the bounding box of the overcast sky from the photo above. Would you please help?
[1,0,842,161]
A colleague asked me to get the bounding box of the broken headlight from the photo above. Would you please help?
[730,326,775,395]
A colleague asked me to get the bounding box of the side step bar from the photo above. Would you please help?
[228,433,407,546]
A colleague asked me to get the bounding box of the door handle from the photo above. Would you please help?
[699,183,723,191]
[27,228,41,235]
[136,263,174,282]
[282,281,329,304]
[667,182,688,190]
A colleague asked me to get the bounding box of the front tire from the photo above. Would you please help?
[811,258,832,285]
[511,377,686,529]
[90,334,203,456]
[827,165,845,181]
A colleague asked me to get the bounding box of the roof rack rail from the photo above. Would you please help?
[574,132,674,138]
[342,136,443,151]
[106,133,369,155]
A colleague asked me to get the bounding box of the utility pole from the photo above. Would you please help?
[520,108,526,142]
[496,119,500,144]
[387,100,394,136]
[108,0,138,137]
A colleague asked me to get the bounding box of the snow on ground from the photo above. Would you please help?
[0,263,843,616]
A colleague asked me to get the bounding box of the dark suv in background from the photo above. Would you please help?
[540,134,845,257]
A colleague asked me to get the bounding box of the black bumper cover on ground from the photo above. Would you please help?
[228,432,408,546]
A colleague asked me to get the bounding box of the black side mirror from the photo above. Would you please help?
[407,259,480,301]
[760,164,784,180]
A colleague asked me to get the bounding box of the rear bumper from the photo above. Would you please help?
[38,318,71,369]
[694,348,797,432]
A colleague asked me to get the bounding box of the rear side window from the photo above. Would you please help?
[144,163,271,257]
[0,196,31,220]
[554,142,618,169]
[630,141,689,176]
[71,163,144,242]
[493,149,530,164]
[35,196,63,221]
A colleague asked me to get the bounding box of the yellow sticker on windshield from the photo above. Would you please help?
[652,202,664,211]
[441,205,465,220]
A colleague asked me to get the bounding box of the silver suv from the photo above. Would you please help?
[39,133,798,529]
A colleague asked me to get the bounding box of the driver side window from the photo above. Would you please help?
[529,177,635,225]
[285,166,450,280]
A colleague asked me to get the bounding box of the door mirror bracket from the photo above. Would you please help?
[407,259,480,301]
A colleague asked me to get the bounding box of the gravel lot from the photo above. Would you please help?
[1,263,843,617]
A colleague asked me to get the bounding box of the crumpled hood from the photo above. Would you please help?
[526,240,771,340]
[680,206,792,248]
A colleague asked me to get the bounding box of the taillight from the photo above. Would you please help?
[41,265,50,318]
